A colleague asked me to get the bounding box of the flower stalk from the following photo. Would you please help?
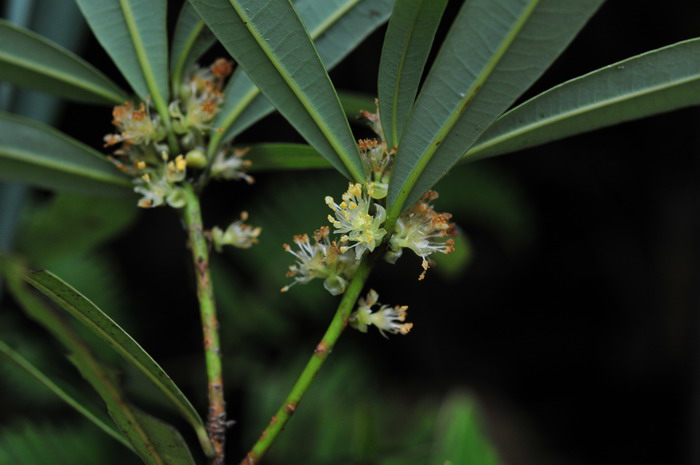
[241,259,374,465]
[182,183,228,465]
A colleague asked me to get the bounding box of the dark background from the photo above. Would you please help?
[2,1,700,464]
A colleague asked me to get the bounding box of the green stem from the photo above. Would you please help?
[182,184,228,465]
[240,259,373,465]
[166,129,181,157]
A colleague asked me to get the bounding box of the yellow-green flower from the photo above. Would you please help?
[281,227,358,295]
[325,182,387,259]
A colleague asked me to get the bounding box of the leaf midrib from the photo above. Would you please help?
[388,0,424,147]
[389,0,541,218]
[311,0,360,39]
[172,19,207,92]
[211,0,364,175]
[0,146,130,186]
[466,72,700,159]
[0,50,124,103]
[208,84,259,156]
[118,0,169,121]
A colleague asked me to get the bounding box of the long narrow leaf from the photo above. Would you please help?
[0,112,131,195]
[0,257,195,465]
[0,20,127,105]
[378,0,448,148]
[387,0,605,218]
[191,0,364,181]
[170,3,216,94]
[24,269,214,458]
[210,0,392,152]
[103,407,195,465]
[246,143,331,172]
[75,0,170,120]
[466,37,700,161]
[0,338,132,450]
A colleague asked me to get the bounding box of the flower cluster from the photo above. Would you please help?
[282,101,457,295]
[169,58,232,137]
[355,105,395,200]
[281,227,359,295]
[358,138,394,200]
[349,289,412,338]
[104,59,260,249]
[281,103,456,340]
[387,191,456,280]
[104,101,165,148]
[325,182,387,259]
[104,59,253,209]
[130,153,188,208]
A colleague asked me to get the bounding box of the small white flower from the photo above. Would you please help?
[134,177,168,208]
[211,211,261,251]
[387,191,456,279]
[210,148,254,184]
[281,226,358,295]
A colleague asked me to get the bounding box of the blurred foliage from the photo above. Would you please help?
[0,421,134,465]
[16,192,138,321]
[430,393,502,465]
[17,192,138,263]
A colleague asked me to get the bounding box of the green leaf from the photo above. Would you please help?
[0,257,196,465]
[0,183,24,252]
[191,0,364,181]
[0,338,131,450]
[378,0,448,148]
[466,37,700,161]
[210,0,392,151]
[23,269,214,458]
[104,407,196,465]
[0,19,127,105]
[75,0,170,120]
[0,112,131,195]
[430,392,502,465]
[387,0,605,219]
[170,3,216,94]
[246,143,331,172]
